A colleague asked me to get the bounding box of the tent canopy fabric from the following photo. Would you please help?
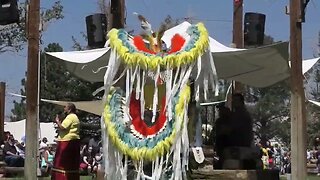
[4,119,56,144]
[213,42,290,87]
[302,57,320,74]
[41,99,103,116]
[46,48,110,83]
[45,21,290,88]
[9,93,103,116]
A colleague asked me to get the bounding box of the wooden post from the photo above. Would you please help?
[109,0,125,29]
[0,82,5,143]
[290,0,307,179]
[25,0,40,179]
[99,1,126,179]
[232,0,244,93]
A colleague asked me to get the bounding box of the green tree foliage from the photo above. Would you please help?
[245,81,291,146]
[11,43,103,122]
[0,1,63,53]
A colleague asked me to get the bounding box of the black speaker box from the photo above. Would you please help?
[0,0,19,25]
[85,13,107,48]
[244,12,266,46]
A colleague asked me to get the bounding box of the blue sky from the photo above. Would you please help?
[1,0,320,118]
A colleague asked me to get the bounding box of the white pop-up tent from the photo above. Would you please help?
[46,21,290,88]
[4,119,56,144]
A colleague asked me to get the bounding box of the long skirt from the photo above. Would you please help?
[51,139,80,180]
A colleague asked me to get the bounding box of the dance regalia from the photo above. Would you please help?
[101,22,218,179]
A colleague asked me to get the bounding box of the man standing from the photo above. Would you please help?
[51,103,80,180]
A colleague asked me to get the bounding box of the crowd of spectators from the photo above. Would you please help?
[0,131,103,177]
[256,141,291,174]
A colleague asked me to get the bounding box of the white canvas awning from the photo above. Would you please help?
[4,119,56,144]
[45,21,292,88]
[9,93,103,116]
[302,57,320,74]
[41,99,103,116]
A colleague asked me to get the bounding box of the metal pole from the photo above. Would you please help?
[25,0,40,178]
[290,0,307,179]
[0,82,5,143]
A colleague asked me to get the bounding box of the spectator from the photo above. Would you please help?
[273,144,282,171]
[214,103,232,169]
[40,137,48,148]
[41,144,54,175]
[94,147,103,171]
[88,135,100,155]
[82,146,97,174]
[3,135,24,167]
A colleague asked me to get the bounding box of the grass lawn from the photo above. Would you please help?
[280,174,320,180]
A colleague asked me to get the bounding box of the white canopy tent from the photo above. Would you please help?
[39,21,318,115]
[9,57,318,115]
[9,93,103,116]
[4,119,56,144]
[46,21,290,88]
[302,57,320,74]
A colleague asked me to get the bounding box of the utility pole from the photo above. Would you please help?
[290,0,307,179]
[0,82,5,143]
[109,0,125,30]
[232,0,244,93]
[97,2,126,180]
[25,0,40,179]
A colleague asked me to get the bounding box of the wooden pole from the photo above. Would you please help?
[290,0,307,179]
[109,0,125,29]
[232,0,244,93]
[0,82,5,143]
[25,0,40,179]
[97,2,126,179]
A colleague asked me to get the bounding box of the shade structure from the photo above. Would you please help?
[9,93,103,116]
[40,99,103,116]
[46,21,291,88]
[4,119,56,144]
[302,57,320,74]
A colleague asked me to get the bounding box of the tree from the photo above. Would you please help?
[0,1,63,53]
[243,35,291,146]
[11,43,103,121]
[305,30,320,147]
[245,81,291,146]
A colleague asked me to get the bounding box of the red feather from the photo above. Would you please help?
[133,36,156,54]
[168,34,186,54]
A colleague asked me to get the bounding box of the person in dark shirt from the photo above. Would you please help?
[3,135,24,167]
[230,93,254,147]
[214,103,232,169]
[229,93,255,169]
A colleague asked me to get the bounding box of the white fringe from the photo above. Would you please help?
[151,65,160,123]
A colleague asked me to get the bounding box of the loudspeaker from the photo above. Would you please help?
[244,12,266,46]
[86,13,107,48]
[0,0,19,25]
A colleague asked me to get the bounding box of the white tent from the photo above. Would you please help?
[9,93,103,116]
[4,119,56,144]
[302,57,320,74]
[46,21,290,88]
